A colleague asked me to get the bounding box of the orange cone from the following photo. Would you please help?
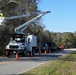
[44,50,47,54]
[16,52,19,60]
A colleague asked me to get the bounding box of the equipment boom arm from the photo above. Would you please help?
[15,11,50,34]
[5,14,32,20]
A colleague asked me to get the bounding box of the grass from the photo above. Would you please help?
[20,51,76,75]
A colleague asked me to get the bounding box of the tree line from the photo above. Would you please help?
[42,30,76,48]
[0,0,76,53]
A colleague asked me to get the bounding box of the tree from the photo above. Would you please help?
[73,31,76,47]
[0,0,41,52]
[62,32,75,48]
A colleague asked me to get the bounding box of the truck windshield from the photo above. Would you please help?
[14,37,25,42]
[10,34,25,42]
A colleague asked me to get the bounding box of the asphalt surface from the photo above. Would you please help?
[0,49,76,75]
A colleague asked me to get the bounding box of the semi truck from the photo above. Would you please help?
[0,11,50,57]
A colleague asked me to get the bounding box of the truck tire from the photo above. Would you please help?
[6,52,10,57]
[29,50,34,57]
[32,49,35,56]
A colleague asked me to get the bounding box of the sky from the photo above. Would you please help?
[38,0,76,32]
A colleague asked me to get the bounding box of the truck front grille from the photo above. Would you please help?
[9,45,18,49]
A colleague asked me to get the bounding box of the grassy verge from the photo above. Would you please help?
[20,51,76,75]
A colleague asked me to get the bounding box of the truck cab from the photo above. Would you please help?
[5,34,37,57]
[5,34,27,57]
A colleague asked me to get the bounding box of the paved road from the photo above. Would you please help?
[0,49,76,75]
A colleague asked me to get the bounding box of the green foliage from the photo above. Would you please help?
[0,0,76,54]
[62,32,75,48]
[0,0,41,52]
[39,31,76,48]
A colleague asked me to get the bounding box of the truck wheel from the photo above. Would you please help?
[32,50,35,56]
[29,51,34,57]
[6,52,10,57]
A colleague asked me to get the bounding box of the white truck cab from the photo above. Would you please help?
[6,34,37,57]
